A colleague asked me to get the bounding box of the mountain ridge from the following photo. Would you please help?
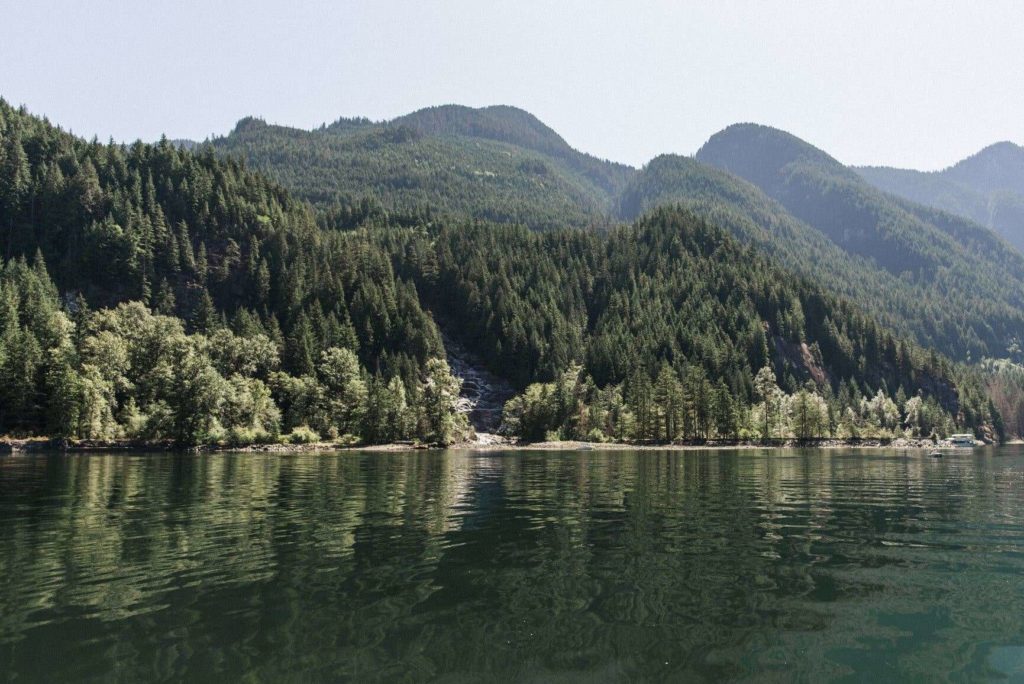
[200,104,1024,363]
[856,140,1024,252]
[0,96,1006,441]
[209,104,631,231]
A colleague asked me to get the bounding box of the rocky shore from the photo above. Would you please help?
[464,436,981,451]
[1,435,985,454]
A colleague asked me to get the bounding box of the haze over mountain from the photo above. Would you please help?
[207,105,1024,365]
[7,97,1001,444]
[856,141,1024,252]
[210,105,630,231]
[617,154,1017,361]
[692,123,1024,359]
[4,98,1011,444]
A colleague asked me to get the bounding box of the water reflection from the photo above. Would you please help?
[1,448,1023,681]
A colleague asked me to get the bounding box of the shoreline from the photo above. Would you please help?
[1,436,987,454]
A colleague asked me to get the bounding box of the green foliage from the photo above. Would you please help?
[211,106,631,232]
[283,425,320,445]
[696,124,1024,362]
[858,142,1024,253]
[503,361,980,444]
[318,347,367,438]
[419,358,469,445]
[388,207,968,412]
[753,366,784,440]
[0,100,1012,444]
[0,98,443,387]
[981,358,1024,440]
[0,253,460,445]
[788,384,830,440]
[364,375,413,444]
[619,154,1008,361]
[207,103,1024,373]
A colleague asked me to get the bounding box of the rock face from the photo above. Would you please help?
[772,335,830,387]
[442,333,516,435]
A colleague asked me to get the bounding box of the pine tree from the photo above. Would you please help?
[712,379,738,439]
[318,346,367,438]
[753,365,782,441]
[154,279,176,316]
[44,347,81,438]
[0,133,30,258]
[192,288,218,334]
[420,357,466,445]
[653,363,683,441]
[628,369,655,441]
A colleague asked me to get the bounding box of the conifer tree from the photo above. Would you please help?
[753,365,782,441]
[420,357,466,445]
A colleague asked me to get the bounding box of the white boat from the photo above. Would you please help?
[949,433,976,447]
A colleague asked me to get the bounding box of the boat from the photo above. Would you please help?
[929,450,943,458]
[949,433,976,447]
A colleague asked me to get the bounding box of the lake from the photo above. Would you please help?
[1,448,1023,682]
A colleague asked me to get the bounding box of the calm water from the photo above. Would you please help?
[2,448,1024,682]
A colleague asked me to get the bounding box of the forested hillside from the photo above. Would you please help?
[386,207,962,392]
[0,99,1007,443]
[210,107,1024,367]
[210,106,629,231]
[857,141,1024,253]
[393,105,635,198]
[695,124,1024,362]
[0,99,468,445]
[380,208,996,442]
[619,154,1024,362]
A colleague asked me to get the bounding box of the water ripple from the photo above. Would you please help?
[1,448,1024,681]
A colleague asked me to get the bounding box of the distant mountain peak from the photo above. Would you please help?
[696,123,851,192]
[951,140,1024,169]
[945,140,1024,192]
[701,123,841,165]
[392,104,574,159]
[975,140,1024,156]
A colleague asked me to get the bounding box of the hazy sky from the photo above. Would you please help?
[2,0,1022,169]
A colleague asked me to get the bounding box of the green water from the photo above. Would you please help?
[1,448,1024,682]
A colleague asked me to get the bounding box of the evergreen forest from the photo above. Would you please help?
[0,98,1016,446]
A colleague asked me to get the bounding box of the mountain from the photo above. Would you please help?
[393,105,635,198]
[209,105,633,231]
[856,141,1024,252]
[209,108,1024,366]
[619,153,1024,364]
[945,141,1024,194]
[389,206,973,412]
[1,98,996,443]
[393,105,576,158]
[694,123,1024,361]
[0,103,444,377]
[0,97,466,445]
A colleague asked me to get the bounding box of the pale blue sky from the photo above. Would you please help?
[2,0,1022,169]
